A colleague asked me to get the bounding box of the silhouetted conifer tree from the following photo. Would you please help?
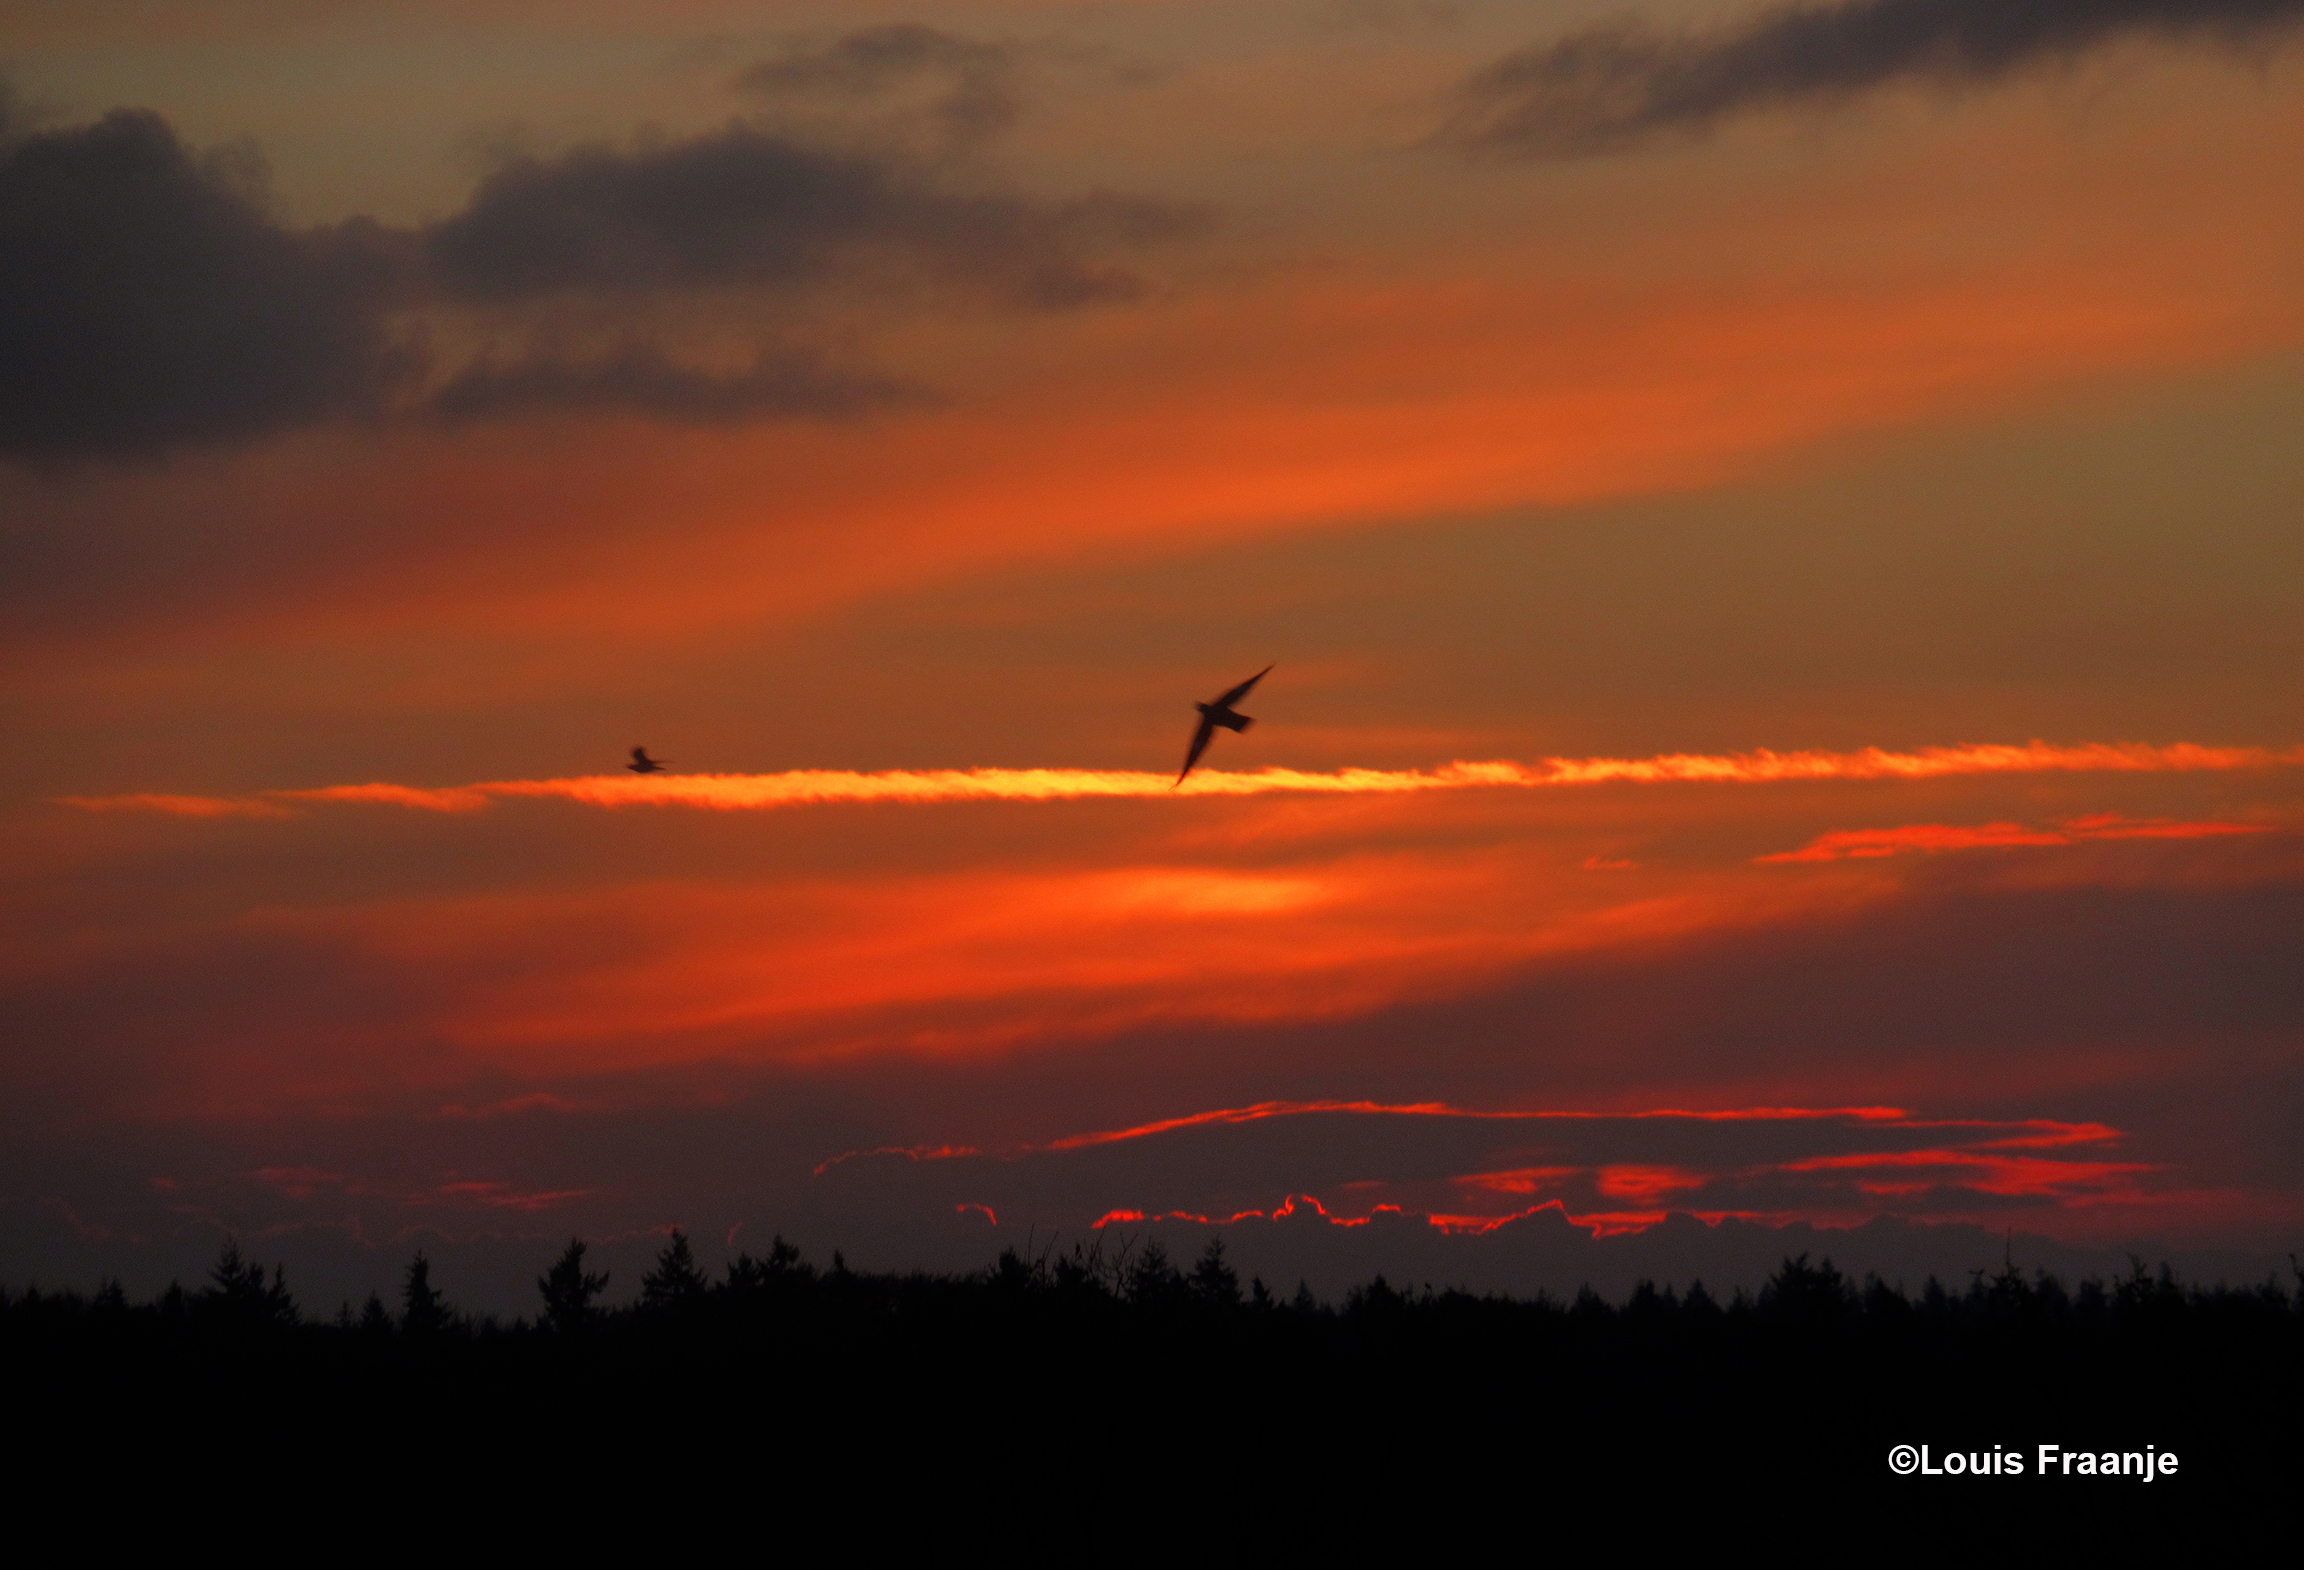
[1760,1254,1851,1323]
[2114,1256,2185,1323]
[402,1251,448,1335]
[204,1239,297,1326]
[1921,1276,1950,1317]
[1189,1237,1240,1308]
[538,1238,610,1333]
[1350,1274,1406,1318]
[1126,1241,1185,1307]
[359,1293,393,1335]
[725,1235,808,1293]
[1625,1280,1676,1326]
[641,1229,709,1309]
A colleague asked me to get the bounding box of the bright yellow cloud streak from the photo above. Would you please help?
[57,739,2304,819]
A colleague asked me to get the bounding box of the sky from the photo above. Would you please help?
[6,0,2303,1313]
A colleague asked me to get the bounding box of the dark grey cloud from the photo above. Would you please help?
[1443,0,2304,157]
[0,109,415,460]
[426,123,1184,308]
[736,24,1023,149]
[0,100,1192,460]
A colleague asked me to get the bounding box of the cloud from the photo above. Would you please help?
[0,101,1192,459]
[0,109,415,460]
[7,859,2302,1305]
[1442,0,2304,157]
[1759,814,2272,862]
[806,1101,2151,1234]
[736,24,1024,151]
[58,738,2304,818]
[790,1101,2212,1292]
[4,1097,2270,1315]
[424,122,1182,308]
[54,791,294,820]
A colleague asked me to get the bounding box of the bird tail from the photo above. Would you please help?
[1220,714,1253,734]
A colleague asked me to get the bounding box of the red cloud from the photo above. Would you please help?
[1761,815,2271,863]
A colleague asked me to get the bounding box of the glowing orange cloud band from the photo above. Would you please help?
[57,740,2304,819]
[1759,814,2274,862]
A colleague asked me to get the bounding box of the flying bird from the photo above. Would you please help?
[1177,665,1272,785]
[627,746,668,775]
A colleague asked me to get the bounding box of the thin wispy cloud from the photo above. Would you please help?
[57,739,2304,819]
[1443,0,2304,157]
[1760,813,2274,862]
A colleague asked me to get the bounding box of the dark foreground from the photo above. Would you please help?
[8,1234,2295,1537]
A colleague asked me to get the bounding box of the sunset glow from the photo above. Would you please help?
[7,0,2303,1313]
[58,740,2304,820]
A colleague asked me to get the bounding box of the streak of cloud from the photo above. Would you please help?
[57,792,294,819]
[56,739,2304,820]
[1443,0,2304,157]
[1759,813,2274,862]
[1032,1098,1916,1155]
[809,1100,2160,1239]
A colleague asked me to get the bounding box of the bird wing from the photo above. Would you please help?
[1177,714,1219,784]
[1211,665,1273,710]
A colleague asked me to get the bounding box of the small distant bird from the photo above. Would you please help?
[1177,665,1272,785]
[627,746,667,775]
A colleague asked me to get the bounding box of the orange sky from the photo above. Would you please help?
[5,0,2304,1309]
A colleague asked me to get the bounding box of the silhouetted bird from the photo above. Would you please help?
[1177,665,1272,784]
[628,746,667,774]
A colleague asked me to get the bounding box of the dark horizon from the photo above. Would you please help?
[13,1229,2294,1519]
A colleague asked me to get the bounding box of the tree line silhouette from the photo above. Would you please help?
[8,1231,2296,1514]
[16,1227,2294,1342]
